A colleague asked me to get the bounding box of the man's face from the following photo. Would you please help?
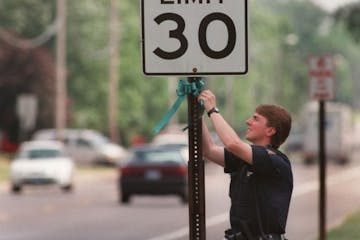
[245,112,274,144]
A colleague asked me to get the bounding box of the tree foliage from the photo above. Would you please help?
[1,0,359,145]
[0,0,56,142]
[334,1,360,43]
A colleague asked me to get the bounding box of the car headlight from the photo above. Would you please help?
[101,146,123,160]
[102,150,116,160]
[55,166,73,181]
[10,165,24,178]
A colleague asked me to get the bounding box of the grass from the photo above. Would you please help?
[0,153,11,182]
[326,211,360,240]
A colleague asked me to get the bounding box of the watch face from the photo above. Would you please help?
[208,107,219,117]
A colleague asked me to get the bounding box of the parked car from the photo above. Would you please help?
[32,129,127,166]
[118,145,188,204]
[10,140,75,193]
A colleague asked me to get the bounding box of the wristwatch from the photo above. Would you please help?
[207,107,220,117]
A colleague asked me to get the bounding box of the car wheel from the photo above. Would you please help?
[61,184,73,193]
[120,192,130,204]
[11,184,22,194]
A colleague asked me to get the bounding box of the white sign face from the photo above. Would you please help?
[16,94,38,130]
[308,55,335,100]
[141,0,248,76]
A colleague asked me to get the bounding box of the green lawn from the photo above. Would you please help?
[326,211,360,240]
[0,154,11,182]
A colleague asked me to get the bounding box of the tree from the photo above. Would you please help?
[1,0,360,146]
[334,2,360,43]
[0,37,55,142]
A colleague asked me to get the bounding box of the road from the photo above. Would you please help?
[1,158,360,240]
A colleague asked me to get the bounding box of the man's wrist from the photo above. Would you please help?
[207,107,220,117]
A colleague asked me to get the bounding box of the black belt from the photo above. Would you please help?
[224,232,286,240]
[259,234,287,240]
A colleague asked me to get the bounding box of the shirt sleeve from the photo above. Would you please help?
[224,148,246,173]
[252,145,290,177]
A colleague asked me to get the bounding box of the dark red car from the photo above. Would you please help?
[118,145,188,204]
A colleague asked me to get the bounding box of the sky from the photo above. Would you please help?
[311,0,359,12]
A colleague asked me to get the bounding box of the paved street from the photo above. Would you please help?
[1,158,360,240]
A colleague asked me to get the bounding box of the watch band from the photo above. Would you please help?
[207,107,219,117]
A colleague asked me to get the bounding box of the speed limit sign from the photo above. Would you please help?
[141,0,248,76]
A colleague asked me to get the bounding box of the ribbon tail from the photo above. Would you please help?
[153,95,186,133]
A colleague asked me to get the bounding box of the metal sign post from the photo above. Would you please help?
[308,55,335,240]
[319,100,326,240]
[141,1,248,239]
[187,77,206,240]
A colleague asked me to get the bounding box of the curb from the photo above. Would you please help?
[0,167,116,194]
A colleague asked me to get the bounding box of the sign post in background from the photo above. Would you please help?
[308,55,334,101]
[141,1,248,239]
[308,55,335,240]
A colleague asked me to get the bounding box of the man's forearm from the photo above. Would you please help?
[209,113,253,165]
[202,118,225,167]
[198,89,251,165]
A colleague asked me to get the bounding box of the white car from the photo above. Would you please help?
[10,140,75,193]
[33,129,127,165]
[32,129,128,166]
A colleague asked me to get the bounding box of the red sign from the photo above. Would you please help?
[308,55,335,100]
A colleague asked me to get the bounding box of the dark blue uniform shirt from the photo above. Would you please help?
[224,145,293,236]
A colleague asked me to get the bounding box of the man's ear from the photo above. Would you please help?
[266,127,276,137]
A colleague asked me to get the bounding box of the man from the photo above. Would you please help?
[198,89,292,240]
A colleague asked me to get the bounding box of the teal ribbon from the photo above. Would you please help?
[153,79,205,133]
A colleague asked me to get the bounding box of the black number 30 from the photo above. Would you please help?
[153,12,236,60]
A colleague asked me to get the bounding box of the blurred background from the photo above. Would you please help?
[1,0,360,240]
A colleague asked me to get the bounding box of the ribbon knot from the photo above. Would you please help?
[153,79,205,133]
[176,79,204,97]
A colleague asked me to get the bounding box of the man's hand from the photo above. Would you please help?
[198,90,217,113]
[198,89,253,165]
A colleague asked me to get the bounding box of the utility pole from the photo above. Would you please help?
[108,0,120,143]
[55,0,67,140]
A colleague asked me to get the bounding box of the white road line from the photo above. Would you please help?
[146,165,360,240]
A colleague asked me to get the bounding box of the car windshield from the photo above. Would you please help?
[131,149,183,164]
[21,149,63,159]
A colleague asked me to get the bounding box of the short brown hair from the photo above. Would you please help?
[255,104,292,148]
